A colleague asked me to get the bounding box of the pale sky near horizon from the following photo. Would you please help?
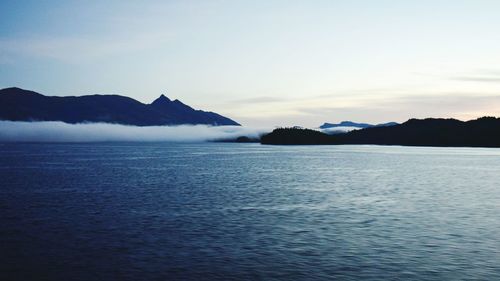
[1,0,500,127]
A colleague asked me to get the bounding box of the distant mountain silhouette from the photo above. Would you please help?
[0,87,239,126]
[262,117,500,147]
[319,121,398,129]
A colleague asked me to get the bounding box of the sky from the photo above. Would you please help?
[1,0,500,127]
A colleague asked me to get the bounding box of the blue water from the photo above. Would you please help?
[1,143,500,280]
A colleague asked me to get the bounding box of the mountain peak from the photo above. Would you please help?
[151,94,171,105]
[172,99,185,105]
[0,87,45,97]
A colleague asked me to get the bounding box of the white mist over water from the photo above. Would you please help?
[320,126,360,135]
[0,121,271,142]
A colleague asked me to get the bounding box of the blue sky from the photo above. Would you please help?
[1,0,500,126]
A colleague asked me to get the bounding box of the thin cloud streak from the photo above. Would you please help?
[447,69,500,83]
[0,32,170,64]
[450,76,500,83]
[229,96,286,104]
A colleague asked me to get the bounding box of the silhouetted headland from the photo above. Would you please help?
[261,127,332,145]
[0,87,239,126]
[262,117,500,147]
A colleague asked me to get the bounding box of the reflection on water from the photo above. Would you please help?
[1,143,500,280]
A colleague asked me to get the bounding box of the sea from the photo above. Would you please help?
[1,142,500,280]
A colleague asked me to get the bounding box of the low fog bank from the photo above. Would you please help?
[0,121,270,142]
[320,126,360,135]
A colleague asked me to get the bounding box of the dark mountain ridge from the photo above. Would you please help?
[262,117,500,147]
[0,87,239,126]
[319,121,399,129]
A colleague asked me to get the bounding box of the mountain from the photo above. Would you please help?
[0,87,239,126]
[319,121,398,129]
[261,117,500,147]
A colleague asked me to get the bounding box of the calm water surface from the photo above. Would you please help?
[1,143,500,280]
